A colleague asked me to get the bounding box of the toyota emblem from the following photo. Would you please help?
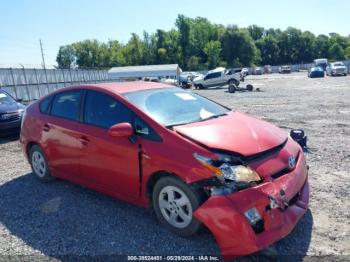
[288,155,296,169]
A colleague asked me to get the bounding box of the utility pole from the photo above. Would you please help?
[39,39,46,69]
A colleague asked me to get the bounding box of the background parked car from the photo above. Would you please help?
[326,62,348,76]
[308,66,325,78]
[241,68,249,76]
[253,67,263,75]
[0,90,25,136]
[264,65,272,74]
[314,58,328,71]
[279,65,292,74]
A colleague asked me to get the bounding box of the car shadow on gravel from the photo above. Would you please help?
[0,173,313,260]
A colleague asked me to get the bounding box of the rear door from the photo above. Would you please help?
[40,89,83,181]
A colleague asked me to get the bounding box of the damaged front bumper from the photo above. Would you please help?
[193,152,309,260]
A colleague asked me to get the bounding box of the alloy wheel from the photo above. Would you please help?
[32,151,46,178]
[158,186,192,229]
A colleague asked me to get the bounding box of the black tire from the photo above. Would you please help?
[29,145,53,182]
[246,84,253,92]
[228,85,236,93]
[152,176,203,237]
[197,84,204,89]
[228,79,238,86]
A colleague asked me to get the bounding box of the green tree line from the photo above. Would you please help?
[56,14,350,70]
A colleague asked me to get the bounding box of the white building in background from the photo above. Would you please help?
[108,64,182,82]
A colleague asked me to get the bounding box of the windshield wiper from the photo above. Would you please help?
[166,119,202,129]
[166,113,228,129]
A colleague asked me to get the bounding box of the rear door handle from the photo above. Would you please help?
[43,124,50,132]
[79,136,90,146]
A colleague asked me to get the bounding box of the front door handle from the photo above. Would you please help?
[43,124,50,132]
[79,136,90,146]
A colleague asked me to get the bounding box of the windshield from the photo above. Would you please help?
[123,88,230,127]
[0,91,16,105]
[334,63,344,67]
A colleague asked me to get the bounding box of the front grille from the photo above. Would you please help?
[0,112,20,122]
[271,151,300,180]
[243,138,288,164]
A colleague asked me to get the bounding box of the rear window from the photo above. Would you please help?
[51,90,82,121]
[39,96,53,114]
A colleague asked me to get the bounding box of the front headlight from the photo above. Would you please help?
[193,153,261,184]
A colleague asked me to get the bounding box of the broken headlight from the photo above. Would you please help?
[194,153,261,183]
[194,153,261,195]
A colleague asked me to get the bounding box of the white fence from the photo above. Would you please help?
[0,68,112,101]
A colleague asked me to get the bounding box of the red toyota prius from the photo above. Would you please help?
[20,82,309,259]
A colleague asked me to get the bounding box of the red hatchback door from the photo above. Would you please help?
[76,90,140,203]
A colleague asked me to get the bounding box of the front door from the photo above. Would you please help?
[77,90,140,202]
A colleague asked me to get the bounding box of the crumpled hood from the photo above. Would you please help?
[174,112,287,156]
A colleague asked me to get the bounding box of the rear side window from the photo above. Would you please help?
[51,90,82,121]
[84,90,133,128]
[39,96,53,114]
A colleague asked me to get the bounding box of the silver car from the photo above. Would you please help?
[326,62,348,76]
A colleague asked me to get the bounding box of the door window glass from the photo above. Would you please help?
[84,90,133,128]
[51,90,82,121]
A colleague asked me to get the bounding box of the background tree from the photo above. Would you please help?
[56,45,75,68]
[56,14,350,70]
[247,25,265,41]
[328,43,345,60]
[220,26,260,67]
[175,15,191,69]
[204,41,222,69]
[256,35,279,65]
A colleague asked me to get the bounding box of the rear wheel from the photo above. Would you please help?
[246,84,253,92]
[152,177,203,237]
[29,145,53,182]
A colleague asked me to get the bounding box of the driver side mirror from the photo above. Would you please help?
[108,122,134,138]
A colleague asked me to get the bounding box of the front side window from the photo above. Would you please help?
[84,90,133,128]
[204,72,221,80]
[51,90,82,121]
[124,88,230,127]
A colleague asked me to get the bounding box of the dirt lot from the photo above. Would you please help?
[0,72,349,261]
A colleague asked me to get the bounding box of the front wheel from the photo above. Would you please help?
[152,177,203,237]
[228,85,236,93]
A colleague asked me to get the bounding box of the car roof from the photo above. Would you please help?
[57,81,175,95]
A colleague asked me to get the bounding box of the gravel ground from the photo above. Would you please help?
[0,72,349,261]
